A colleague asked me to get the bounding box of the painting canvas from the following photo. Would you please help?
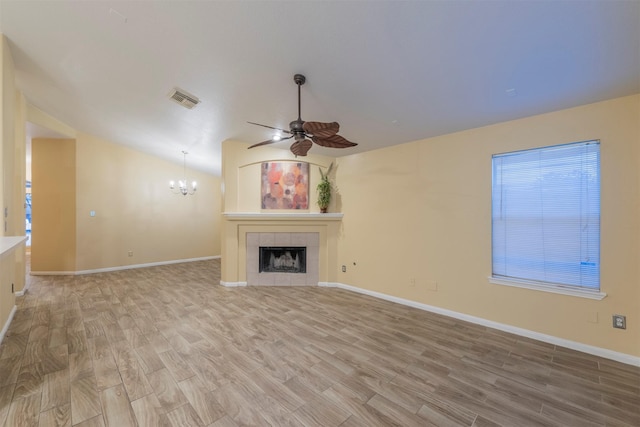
[261,162,309,210]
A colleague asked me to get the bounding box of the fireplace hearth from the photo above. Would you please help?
[259,246,306,273]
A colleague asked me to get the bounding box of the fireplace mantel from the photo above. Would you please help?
[223,212,343,221]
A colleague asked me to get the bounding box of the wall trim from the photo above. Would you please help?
[224,212,343,221]
[489,276,607,300]
[0,305,17,346]
[220,281,248,287]
[30,256,221,276]
[321,282,640,367]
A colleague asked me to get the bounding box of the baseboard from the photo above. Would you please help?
[30,270,76,276]
[15,279,31,297]
[220,281,248,287]
[0,305,17,346]
[30,256,221,276]
[323,281,640,367]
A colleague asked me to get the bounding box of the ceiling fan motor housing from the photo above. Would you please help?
[290,119,305,133]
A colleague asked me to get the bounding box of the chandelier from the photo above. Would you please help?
[170,151,197,196]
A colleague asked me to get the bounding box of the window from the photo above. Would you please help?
[491,140,602,298]
[26,181,32,247]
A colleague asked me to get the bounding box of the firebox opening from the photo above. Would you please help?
[259,246,306,273]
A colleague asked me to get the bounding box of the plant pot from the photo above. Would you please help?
[320,207,328,213]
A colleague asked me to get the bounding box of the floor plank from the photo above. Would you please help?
[40,368,70,413]
[2,392,40,427]
[99,384,137,427]
[70,376,101,425]
[38,403,71,427]
[130,393,171,427]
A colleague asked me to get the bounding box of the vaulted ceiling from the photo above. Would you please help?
[1,1,638,175]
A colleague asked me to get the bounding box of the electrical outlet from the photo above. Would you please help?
[128,251,133,257]
[612,314,626,329]
[341,265,346,272]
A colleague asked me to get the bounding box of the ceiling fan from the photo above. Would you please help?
[248,74,357,156]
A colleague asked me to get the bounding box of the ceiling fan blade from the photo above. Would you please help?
[248,139,278,149]
[248,135,294,149]
[303,121,339,138]
[311,134,357,148]
[247,121,292,134]
[290,139,313,156]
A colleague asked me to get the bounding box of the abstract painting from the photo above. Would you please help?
[261,162,309,210]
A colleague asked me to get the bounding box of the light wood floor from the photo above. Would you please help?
[0,259,638,427]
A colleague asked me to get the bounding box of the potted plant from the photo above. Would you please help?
[317,162,334,213]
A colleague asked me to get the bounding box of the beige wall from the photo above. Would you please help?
[1,35,19,237]
[0,35,12,336]
[74,133,221,271]
[31,138,77,272]
[13,92,26,290]
[1,34,26,336]
[336,95,640,357]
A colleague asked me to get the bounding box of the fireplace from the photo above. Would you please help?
[259,246,306,273]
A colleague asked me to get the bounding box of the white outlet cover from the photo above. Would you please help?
[612,315,626,329]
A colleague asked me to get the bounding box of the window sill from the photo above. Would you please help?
[488,276,607,300]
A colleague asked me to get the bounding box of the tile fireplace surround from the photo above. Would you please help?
[247,232,318,286]
[220,213,342,287]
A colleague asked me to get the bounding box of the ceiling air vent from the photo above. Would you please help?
[168,87,200,109]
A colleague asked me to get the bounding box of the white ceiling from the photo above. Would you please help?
[1,1,638,176]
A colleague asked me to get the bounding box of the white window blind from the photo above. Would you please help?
[492,140,600,290]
